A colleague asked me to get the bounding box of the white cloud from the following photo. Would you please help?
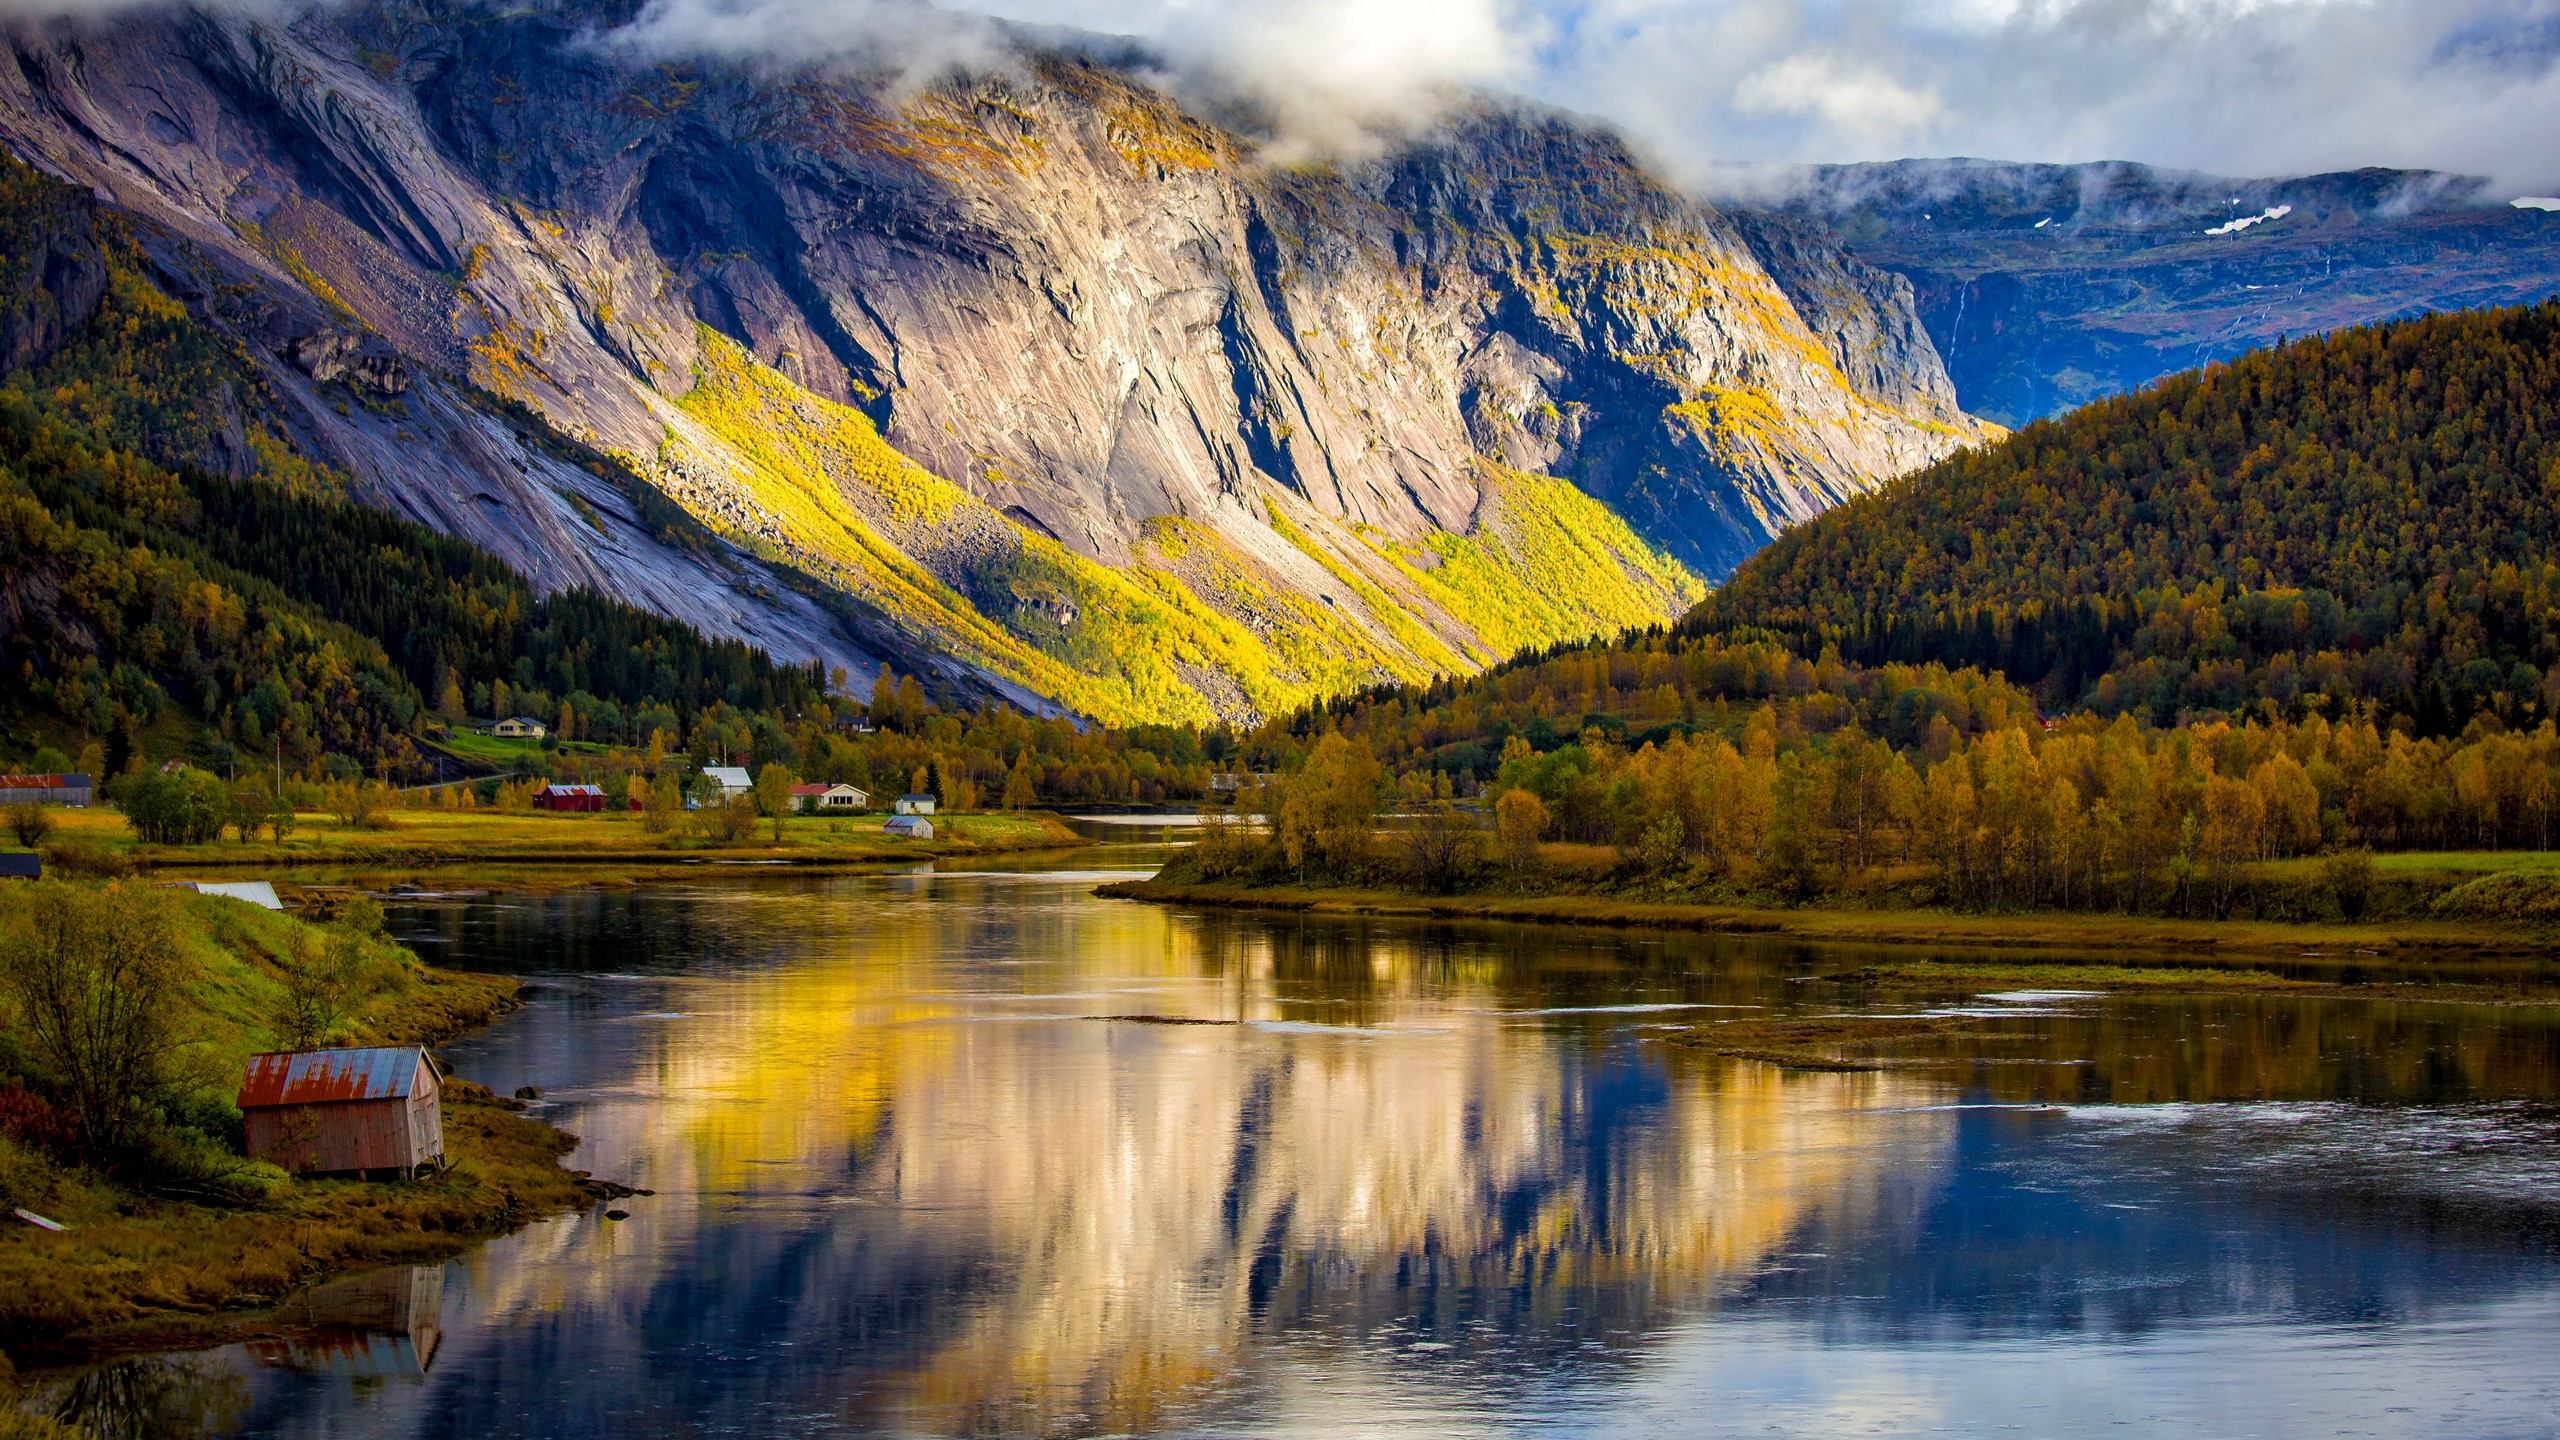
[179,0,2546,190]
[602,0,1524,160]
[1523,0,2560,191]
[1732,52,1942,152]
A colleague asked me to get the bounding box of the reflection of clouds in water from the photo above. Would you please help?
[1592,1288,2560,1440]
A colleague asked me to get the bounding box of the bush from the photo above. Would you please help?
[1193,813,1262,878]
[2431,871,2560,922]
[1401,803,1483,894]
[36,841,131,878]
[6,803,50,849]
[119,768,227,845]
[0,882,198,1159]
[700,795,757,842]
[2321,848,2376,920]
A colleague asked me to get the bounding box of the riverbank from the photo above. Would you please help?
[0,888,613,1362]
[1101,876,2560,970]
[27,806,1090,878]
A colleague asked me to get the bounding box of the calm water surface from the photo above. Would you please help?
[46,831,2560,1438]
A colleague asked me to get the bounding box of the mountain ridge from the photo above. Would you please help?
[0,0,1987,725]
[1740,157,2560,427]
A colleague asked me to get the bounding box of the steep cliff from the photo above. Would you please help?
[0,0,1987,723]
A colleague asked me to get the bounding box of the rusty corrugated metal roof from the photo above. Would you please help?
[238,1047,429,1108]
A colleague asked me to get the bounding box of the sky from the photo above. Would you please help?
[619,0,2560,190]
[11,0,2556,190]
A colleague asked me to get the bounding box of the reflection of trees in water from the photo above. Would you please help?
[37,1355,246,1440]
[1893,996,2560,1105]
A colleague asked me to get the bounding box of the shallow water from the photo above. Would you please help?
[44,841,2560,1438]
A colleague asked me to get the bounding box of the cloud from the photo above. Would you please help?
[534,0,2560,189]
[1523,0,2560,192]
[1731,52,1942,151]
[602,0,1524,160]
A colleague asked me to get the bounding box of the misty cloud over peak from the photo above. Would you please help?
[1,0,2546,190]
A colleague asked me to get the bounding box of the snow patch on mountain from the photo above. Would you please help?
[2205,204,2294,236]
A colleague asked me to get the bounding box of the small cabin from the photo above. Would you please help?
[701,765,754,798]
[791,782,869,813]
[239,1046,445,1178]
[491,717,547,740]
[883,815,934,840]
[531,783,606,812]
[894,793,937,815]
[0,773,92,806]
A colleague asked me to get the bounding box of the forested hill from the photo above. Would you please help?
[1686,301,2560,736]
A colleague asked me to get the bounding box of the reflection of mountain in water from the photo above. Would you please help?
[390,899,1956,1436]
[228,882,2560,1440]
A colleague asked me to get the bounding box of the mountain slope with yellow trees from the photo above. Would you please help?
[0,0,1989,723]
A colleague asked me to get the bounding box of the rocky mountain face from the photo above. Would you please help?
[1755,159,2560,427]
[0,0,1985,725]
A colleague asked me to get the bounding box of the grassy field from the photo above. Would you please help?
[0,887,607,1359]
[18,804,1087,876]
[420,729,603,770]
[1101,876,2559,968]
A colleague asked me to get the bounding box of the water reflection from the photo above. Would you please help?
[248,1269,443,1378]
[47,869,2560,1438]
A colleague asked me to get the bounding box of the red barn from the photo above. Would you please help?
[239,1046,445,1178]
[531,783,606,812]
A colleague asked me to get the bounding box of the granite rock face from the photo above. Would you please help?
[0,0,1988,721]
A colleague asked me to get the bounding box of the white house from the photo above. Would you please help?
[701,766,754,798]
[883,815,934,839]
[894,793,937,815]
[790,783,870,813]
[490,716,547,739]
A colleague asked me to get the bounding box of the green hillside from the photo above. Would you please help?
[0,178,827,775]
[1688,301,2560,734]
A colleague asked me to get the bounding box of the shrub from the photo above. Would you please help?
[36,841,131,878]
[2431,871,2560,922]
[0,882,198,1159]
[2321,849,2376,920]
[6,803,50,849]
[120,768,227,845]
[1401,802,1483,894]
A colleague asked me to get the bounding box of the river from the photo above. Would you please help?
[44,826,2560,1437]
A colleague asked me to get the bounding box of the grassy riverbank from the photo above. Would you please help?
[1104,867,2560,969]
[24,805,1088,877]
[0,885,608,1362]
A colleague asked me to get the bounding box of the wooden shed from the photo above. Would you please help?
[238,1046,445,1178]
[531,783,606,812]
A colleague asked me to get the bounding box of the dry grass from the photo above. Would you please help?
[30,806,1086,874]
[0,1085,606,1357]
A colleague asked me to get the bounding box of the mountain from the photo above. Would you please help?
[1258,299,2560,810]
[1688,300,2560,735]
[1750,159,2560,427]
[0,0,1988,727]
